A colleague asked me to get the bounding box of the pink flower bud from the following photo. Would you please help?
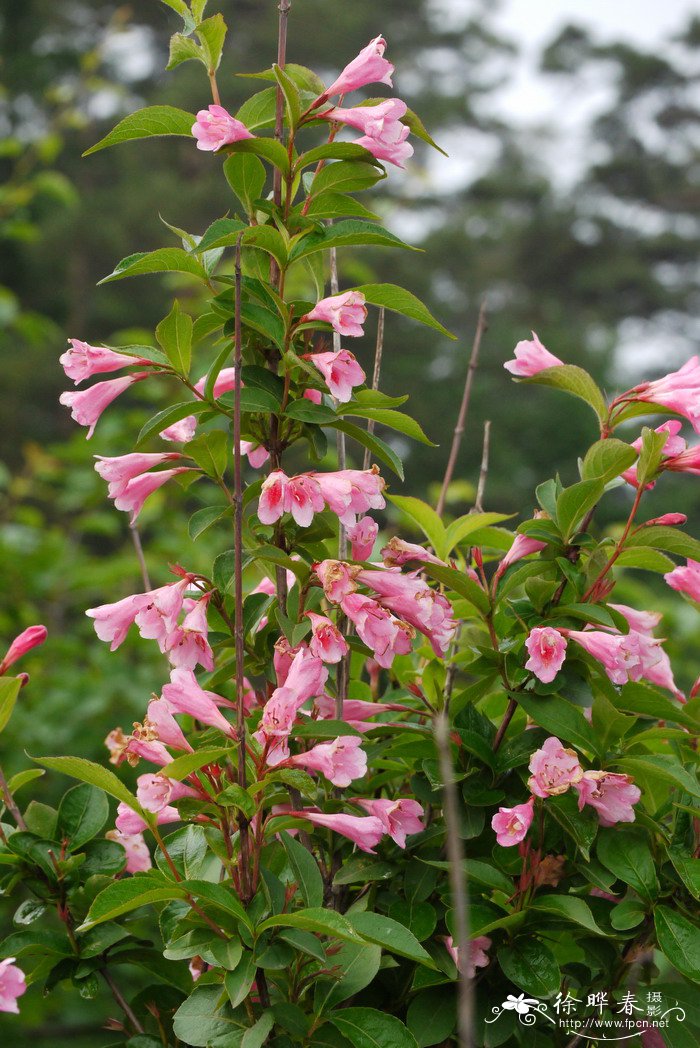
[644,512,687,527]
[60,339,150,385]
[191,105,254,152]
[0,625,47,673]
[303,388,323,405]
[288,809,386,853]
[291,736,367,787]
[380,536,444,568]
[356,797,425,847]
[321,36,394,100]
[348,517,379,561]
[504,332,563,377]
[160,416,198,443]
[302,291,367,338]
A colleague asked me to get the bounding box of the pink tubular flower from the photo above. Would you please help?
[60,339,149,384]
[525,627,567,684]
[136,773,198,814]
[576,771,641,827]
[356,567,457,656]
[645,512,687,527]
[305,612,349,664]
[313,694,409,731]
[354,130,413,168]
[106,829,152,873]
[258,470,289,524]
[0,957,26,1014]
[95,453,183,496]
[165,593,214,672]
[608,603,661,635]
[322,35,394,99]
[115,801,181,836]
[111,467,192,524]
[348,517,379,561]
[565,628,644,686]
[315,559,362,603]
[306,349,365,403]
[60,372,148,438]
[0,625,47,673]
[291,736,367,787]
[622,420,687,487]
[496,532,547,578]
[161,668,235,737]
[443,936,492,978]
[491,797,535,847]
[302,291,367,338]
[528,737,583,798]
[356,798,425,847]
[160,415,198,443]
[313,466,386,525]
[145,698,194,752]
[289,810,385,854]
[665,559,700,601]
[326,99,413,168]
[303,388,323,405]
[133,578,193,652]
[504,332,563,377]
[381,536,444,568]
[630,356,700,433]
[193,366,239,399]
[191,105,254,152]
[241,440,270,469]
[284,647,329,704]
[285,475,325,527]
[341,592,413,668]
[86,594,143,650]
[273,636,304,685]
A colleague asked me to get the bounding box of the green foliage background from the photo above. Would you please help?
[1,1,699,1043]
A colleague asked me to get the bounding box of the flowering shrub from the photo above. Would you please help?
[1,3,699,1046]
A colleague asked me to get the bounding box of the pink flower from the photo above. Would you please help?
[193,366,239,399]
[443,935,492,978]
[95,452,183,495]
[631,356,700,433]
[0,625,47,673]
[192,105,254,152]
[303,388,323,405]
[273,636,304,685]
[86,594,143,650]
[381,536,444,568]
[491,797,535,846]
[160,415,198,443]
[136,773,198,814]
[60,373,148,438]
[286,475,325,527]
[622,421,687,487]
[645,512,687,527]
[133,578,193,652]
[313,466,386,525]
[256,649,329,759]
[356,797,425,847]
[313,694,409,731]
[111,467,191,524]
[348,517,379,561]
[495,532,547,578]
[608,603,661,635]
[326,99,413,168]
[115,801,181,836]
[354,131,413,168]
[306,349,365,402]
[284,647,329,703]
[504,332,564,377]
[144,698,194,753]
[302,291,367,338]
[525,627,567,683]
[60,339,149,384]
[665,559,700,601]
[291,735,367,787]
[165,593,214,672]
[341,592,413,668]
[357,568,457,656]
[576,771,641,826]
[258,470,288,524]
[106,829,152,873]
[565,628,645,686]
[315,559,361,602]
[241,440,270,469]
[322,36,394,100]
[528,737,583,798]
[0,958,26,1014]
[305,612,349,664]
[161,668,235,737]
[289,810,385,853]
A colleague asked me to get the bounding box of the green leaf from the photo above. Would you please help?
[298,142,382,169]
[547,793,597,860]
[83,106,196,156]
[273,61,302,129]
[666,849,700,900]
[225,951,257,1007]
[136,400,211,449]
[0,676,21,733]
[614,755,700,800]
[354,283,455,339]
[522,364,608,422]
[32,755,145,816]
[183,879,252,928]
[556,478,604,540]
[79,875,185,930]
[280,831,324,908]
[99,248,208,285]
[654,905,700,983]
[236,87,278,133]
[285,400,337,424]
[257,908,365,945]
[328,1009,418,1048]
[420,562,490,615]
[302,193,380,221]
[615,682,699,732]
[173,984,248,1046]
[387,495,445,551]
[346,911,435,968]
[155,300,192,375]
[635,426,670,487]
[242,1011,275,1048]
[442,512,514,558]
[401,106,447,156]
[499,938,561,997]
[313,942,382,1015]
[626,525,700,561]
[195,217,247,254]
[7,769,44,794]
[340,407,434,446]
[186,430,229,479]
[515,692,598,755]
[290,221,418,262]
[197,13,226,71]
[530,894,609,935]
[329,420,404,481]
[597,829,659,902]
[224,154,267,216]
[189,504,232,540]
[407,989,455,1048]
[310,160,385,197]
[167,32,203,70]
[581,439,637,483]
[224,137,290,174]
[56,784,109,851]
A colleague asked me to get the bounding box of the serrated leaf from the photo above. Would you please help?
[556,478,604,540]
[0,676,21,733]
[197,13,226,71]
[328,1009,418,1048]
[346,911,435,968]
[522,364,608,422]
[79,875,184,930]
[340,407,434,446]
[329,420,404,480]
[654,905,700,983]
[515,691,598,755]
[57,784,109,851]
[420,562,489,615]
[224,153,267,216]
[257,908,365,944]
[353,283,455,339]
[156,300,192,375]
[32,755,145,817]
[581,438,637,483]
[99,248,208,285]
[387,495,445,550]
[83,106,196,156]
[280,831,324,908]
[289,221,418,262]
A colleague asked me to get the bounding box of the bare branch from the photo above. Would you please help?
[129,521,151,590]
[362,307,385,471]
[474,419,491,515]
